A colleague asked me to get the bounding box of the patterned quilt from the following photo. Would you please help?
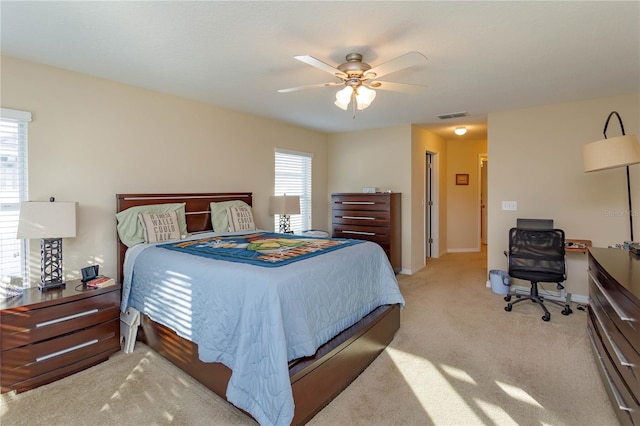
[159,232,364,267]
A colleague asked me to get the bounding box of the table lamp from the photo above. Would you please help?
[269,195,300,233]
[16,198,77,290]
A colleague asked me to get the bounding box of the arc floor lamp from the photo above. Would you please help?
[583,111,640,241]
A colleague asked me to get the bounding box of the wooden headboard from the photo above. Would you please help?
[116,192,253,284]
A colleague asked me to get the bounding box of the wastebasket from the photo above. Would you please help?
[489,270,510,295]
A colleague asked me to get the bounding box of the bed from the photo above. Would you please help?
[116,192,404,425]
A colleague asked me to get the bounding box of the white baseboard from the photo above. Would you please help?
[447,248,480,253]
[508,284,588,305]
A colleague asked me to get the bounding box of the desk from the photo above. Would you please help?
[565,238,592,253]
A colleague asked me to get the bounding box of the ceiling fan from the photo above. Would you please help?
[278,51,428,117]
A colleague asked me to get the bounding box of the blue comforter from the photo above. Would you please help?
[121,231,405,425]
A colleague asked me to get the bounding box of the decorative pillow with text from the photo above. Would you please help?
[139,211,182,243]
[226,205,256,232]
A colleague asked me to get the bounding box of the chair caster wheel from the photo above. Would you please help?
[504,294,512,302]
[561,307,573,315]
[542,313,550,321]
[505,304,512,312]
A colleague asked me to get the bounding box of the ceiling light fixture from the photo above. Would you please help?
[334,85,377,117]
[454,126,467,136]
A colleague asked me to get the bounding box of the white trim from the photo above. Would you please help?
[508,284,589,305]
[447,248,480,253]
[1,108,32,122]
[274,147,314,158]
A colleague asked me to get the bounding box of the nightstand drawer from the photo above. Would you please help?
[1,291,120,351]
[1,319,119,387]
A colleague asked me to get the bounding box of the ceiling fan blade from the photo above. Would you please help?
[366,51,427,79]
[278,81,344,93]
[366,80,427,93]
[294,55,347,78]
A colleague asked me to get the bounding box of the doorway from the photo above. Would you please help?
[425,151,439,259]
[480,155,488,246]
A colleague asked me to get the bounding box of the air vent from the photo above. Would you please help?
[436,111,468,120]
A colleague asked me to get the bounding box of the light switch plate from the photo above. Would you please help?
[502,201,517,211]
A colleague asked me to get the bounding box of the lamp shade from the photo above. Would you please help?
[16,201,77,239]
[334,86,352,110]
[269,195,300,215]
[355,86,376,110]
[583,134,640,172]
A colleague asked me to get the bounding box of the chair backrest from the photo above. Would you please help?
[516,218,554,230]
[508,227,566,282]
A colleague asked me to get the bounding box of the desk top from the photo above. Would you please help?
[565,238,592,253]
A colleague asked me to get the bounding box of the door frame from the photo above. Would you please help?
[425,150,440,259]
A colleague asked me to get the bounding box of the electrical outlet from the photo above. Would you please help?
[502,201,517,211]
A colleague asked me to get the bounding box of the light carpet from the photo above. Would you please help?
[1,250,619,425]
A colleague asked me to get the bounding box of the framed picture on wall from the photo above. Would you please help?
[456,174,469,185]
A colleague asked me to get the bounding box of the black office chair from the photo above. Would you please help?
[504,227,573,321]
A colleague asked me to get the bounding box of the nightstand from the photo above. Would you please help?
[1,280,121,394]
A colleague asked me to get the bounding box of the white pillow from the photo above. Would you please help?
[138,211,182,243]
[226,205,256,232]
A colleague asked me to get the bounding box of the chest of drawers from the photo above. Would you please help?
[331,192,401,273]
[587,248,640,425]
[1,281,121,393]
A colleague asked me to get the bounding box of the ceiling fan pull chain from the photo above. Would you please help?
[351,89,357,119]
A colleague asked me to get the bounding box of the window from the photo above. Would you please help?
[1,108,31,287]
[274,149,312,233]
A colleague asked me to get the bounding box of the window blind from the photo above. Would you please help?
[274,149,312,233]
[1,108,31,286]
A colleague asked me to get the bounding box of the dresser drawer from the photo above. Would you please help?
[590,297,640,402]
[331,194,392,212]
[1,291,120,351]
[1,319,120,388]
[589,270,640,352]
[588,317,640,425]
[332,224,390,244]
[332,209,390,227]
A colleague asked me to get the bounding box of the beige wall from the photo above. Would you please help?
[327,125,414,272]
[1,56,329,285]
[447,139,487,252]
[488,92,640,298]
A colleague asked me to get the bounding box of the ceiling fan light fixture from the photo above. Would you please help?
[335,86,353,110]
[455,126,467,136]
[355,86,376,110]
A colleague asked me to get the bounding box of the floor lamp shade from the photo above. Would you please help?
[583,134,640,172]
[583,111,640,243]
[17,200,77,290]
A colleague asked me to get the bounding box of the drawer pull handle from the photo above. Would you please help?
[589,300,634,368]
[587,326,633,412]
[339,201,375,205]
[342,230,376,236]
[36,339,99,362]
[588,271,635,323]
[341,216,376,220]
[36,308,99,328]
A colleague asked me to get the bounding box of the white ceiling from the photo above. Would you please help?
[1,1,639,139]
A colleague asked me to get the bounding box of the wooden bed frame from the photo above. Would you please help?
[116,192,401,425]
